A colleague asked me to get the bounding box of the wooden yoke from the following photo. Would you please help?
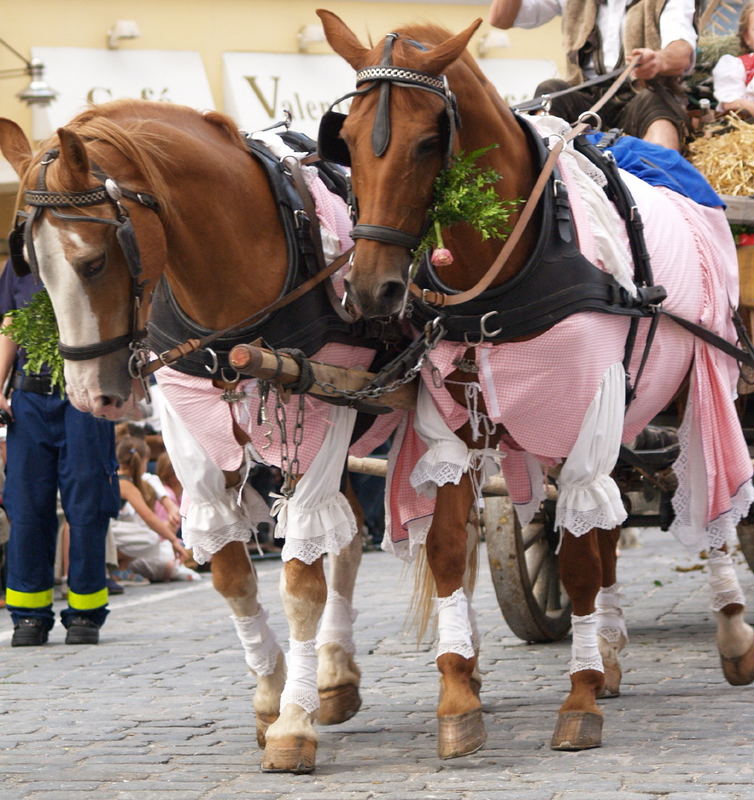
[228,343,418,410]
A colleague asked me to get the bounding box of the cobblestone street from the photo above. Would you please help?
[2,526,754,799]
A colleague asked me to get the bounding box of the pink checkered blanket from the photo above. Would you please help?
[386,161,752,552]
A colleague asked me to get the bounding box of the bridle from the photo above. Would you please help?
[318,33,460,252]
[10,147,160,367]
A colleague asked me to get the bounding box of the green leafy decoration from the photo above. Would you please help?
[414,145,523,263]
[4,288,65,395]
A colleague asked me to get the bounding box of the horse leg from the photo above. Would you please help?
[708,547,754,685]
[595,527,627,698]
[211,540,285,748]
[316,480,363,724]
[427,474,485,759]
[262,557,326,774]
[551,528,605,751]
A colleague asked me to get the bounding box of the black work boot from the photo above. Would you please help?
[64,616,100,645]
[11,617,49,646]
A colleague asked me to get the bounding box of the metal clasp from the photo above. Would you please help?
[480,310,502,339]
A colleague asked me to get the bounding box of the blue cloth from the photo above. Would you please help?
[585,133,723,209]
[0,261,119,630]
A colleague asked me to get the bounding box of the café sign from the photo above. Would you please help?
[31,47,215,136]
[223,52,557,139]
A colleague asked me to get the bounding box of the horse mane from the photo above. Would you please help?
[24,100,249,220]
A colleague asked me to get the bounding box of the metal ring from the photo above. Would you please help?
[203,347,219,374]
[576,111,602,130]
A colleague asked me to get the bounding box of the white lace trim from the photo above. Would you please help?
[672,411,754,551]
[570,612,604,674]
[183,483,272,564]
[276,491,357,565]
[436,588,476,661]
[280,638,319,715]
[556,477,627,537]
[316,589,358,654]
[708,549,747,612]
[410,441,469,498]
[230,609,280,677]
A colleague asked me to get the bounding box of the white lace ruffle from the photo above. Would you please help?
[410,441,468,498]
[277,491,357,564]
[556,476,627,537]
[555,362,626,538]
[183,483,272,564]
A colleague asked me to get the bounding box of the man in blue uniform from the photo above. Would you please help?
[0,260,119,645]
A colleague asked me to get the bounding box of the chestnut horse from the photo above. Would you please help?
[318,9,754,756]
[0,100,397,773]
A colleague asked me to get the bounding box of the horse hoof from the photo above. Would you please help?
[597,661,622,699]
[261,736,317,774]
[255,711,279,749]
[318,683,362,725]
[720,641,754,686]
[550,711,603,750]
[437,708,486,759]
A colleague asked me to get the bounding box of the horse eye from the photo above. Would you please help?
[80,256,106,279]
[416,136,441,156]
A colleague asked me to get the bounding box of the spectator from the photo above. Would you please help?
[712,0,754,116]
[489,0,697,151]
[0,260,119,646]
[111,435,199,583]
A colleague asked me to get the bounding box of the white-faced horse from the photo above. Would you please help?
[0,100,401,773]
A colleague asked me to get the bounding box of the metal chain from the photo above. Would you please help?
[274,390,306,498]
[313,318,446,402]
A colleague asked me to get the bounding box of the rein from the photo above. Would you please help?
[410,56,640,308]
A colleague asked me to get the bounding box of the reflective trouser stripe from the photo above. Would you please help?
[5,587,54,608]
[68,587,109,610]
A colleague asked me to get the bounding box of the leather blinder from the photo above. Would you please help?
[317,112,351,167]
[9,222,31,277]
[115,216,143,279]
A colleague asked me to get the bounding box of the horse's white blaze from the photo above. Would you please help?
[34,220,103,411]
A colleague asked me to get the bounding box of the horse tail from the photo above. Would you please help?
[406,520,481,644]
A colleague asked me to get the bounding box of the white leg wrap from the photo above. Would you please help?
[280,638,319,715]
[436,588,475,661]
[595,583,628,644]
[230,609,280,677]
[570,612,604,674]
[316,589,357,654]
[708,550,746,612]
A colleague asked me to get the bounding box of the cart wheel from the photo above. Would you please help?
[484,495,572,643]
[737,520,754,573]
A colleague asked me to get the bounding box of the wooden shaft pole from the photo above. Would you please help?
[228,343,417,410]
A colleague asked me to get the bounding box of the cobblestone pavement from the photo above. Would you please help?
[2,526,754,799]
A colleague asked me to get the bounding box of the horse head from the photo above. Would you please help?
[318,9,536,319]
[0,110,169,419]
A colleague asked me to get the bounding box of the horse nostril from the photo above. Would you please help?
[97,395,123,409]
[379,279,406,308]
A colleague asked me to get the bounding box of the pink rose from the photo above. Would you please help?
[431,247,454,267]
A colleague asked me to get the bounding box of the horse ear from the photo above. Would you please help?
[317,8,370,70]
[416,18,483,75]
[0,118,32,177]
[57,127,91,190]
